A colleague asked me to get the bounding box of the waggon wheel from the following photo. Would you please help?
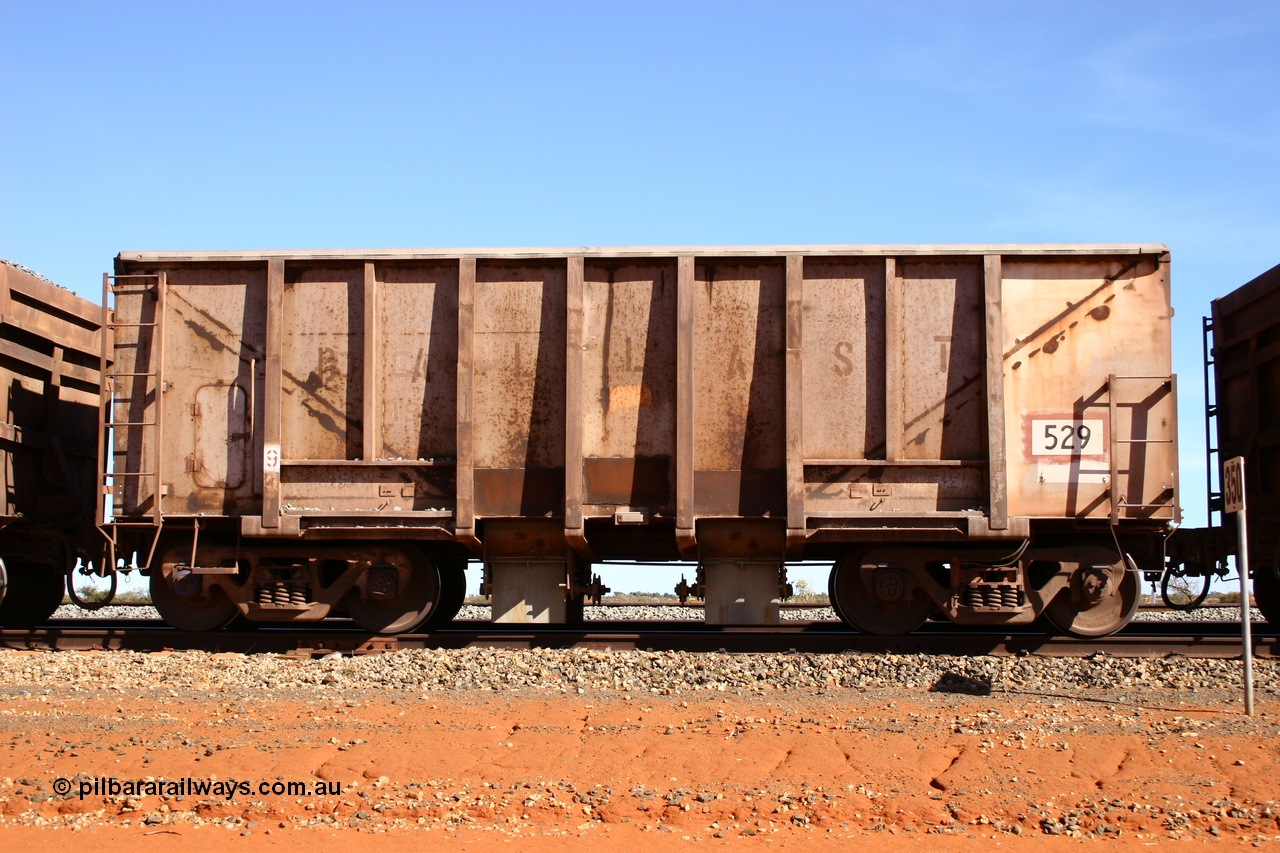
[421,558,467,630]
[150,550,240,633]
[346,545,441,635]
[0,562,67,628]
[1043,553,1139,638]
[829,549,933,636]
[1255,561,1280,627]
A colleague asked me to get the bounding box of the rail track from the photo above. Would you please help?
[2,618,1276,658]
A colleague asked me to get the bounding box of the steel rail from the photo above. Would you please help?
[71,599,1249,610]
[2,620,1276,658]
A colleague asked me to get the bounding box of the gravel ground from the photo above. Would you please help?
[51,603,829,622]
[9,599,1280,846]
[53,604,161,620]
[3,643,1277,695]
[1,683,1276,846]
[1132,604,1267,622]
[456,605,836,622]
[52,602,1264,623]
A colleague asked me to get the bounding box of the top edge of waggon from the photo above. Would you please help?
[115,243,1169,263]
[1211,261,1280,317]
[1,259,103,326]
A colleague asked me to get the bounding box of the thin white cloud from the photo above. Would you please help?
[1079,19,1280,151]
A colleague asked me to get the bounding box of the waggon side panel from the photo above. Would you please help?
[0,262,103,527]
[112,245,1174,546]
[898,259,986,463]
[1002,255,1175,520]
[692,259,786,517]
[376,263,459,464]
[579,260,677,513]
[798,258,887,465]
[162,265,267,516]
[472,260,567,517]
[281,264,364,463]
[1211,263,1280,569]
[114,260,464,522]
[797,257,987,519]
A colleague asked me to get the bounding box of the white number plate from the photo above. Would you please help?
[263,443,281,474]
[1030,419,1104,457]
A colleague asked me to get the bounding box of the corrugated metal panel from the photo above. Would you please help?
[0,261,103,532]
[111,245,1177,555]
[1212,263,1280,568]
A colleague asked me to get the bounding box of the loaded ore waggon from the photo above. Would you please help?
[1167,262,1280,625]
[0,261,105,626]
[100,244,1179,637]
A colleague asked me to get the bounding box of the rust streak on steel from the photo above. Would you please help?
[262,259,284,527]
[984,254,1008,530]
[362,261,379,464]
[675,255,695,558]
[455,257,477,548]
[1001,258,1141,362]
[784,254,806,558]
[564,255,590,560]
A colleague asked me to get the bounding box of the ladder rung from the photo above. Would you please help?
[1114,438,1173,444]
[101,274,165,526]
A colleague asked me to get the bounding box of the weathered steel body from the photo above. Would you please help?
[0,262,105,626]
[1200,263,1280,623]
[108,245,1177,634]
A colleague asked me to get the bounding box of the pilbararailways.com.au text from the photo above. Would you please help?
[53,777,344,800]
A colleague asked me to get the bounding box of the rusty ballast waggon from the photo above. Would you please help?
[1166,262,1280,624]
[104,245,1177,636]
[0,261,106,627]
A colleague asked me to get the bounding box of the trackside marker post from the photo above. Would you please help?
[1222,455,1254,716]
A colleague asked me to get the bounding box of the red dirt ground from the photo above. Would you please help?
[0,675,1277,850]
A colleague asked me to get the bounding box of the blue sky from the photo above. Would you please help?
[4,1,1278,593]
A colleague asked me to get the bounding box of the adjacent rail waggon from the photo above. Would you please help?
[0,261,105,627]
[1168,262,1280,624]
[103,245,1178,636]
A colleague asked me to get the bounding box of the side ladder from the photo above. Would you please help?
[1107,373,1179,525]
[96,272,167,570]
[1202,315,1223,529]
